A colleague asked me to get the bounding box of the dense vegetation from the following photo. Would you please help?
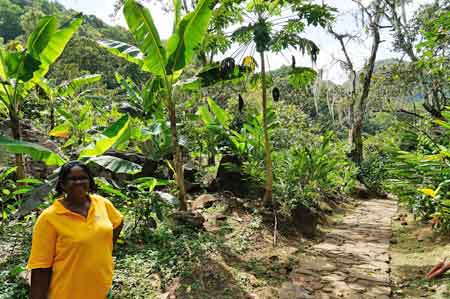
[0,0,449,297]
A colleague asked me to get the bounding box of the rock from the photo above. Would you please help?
[191,194,218,210]
[352,181,371,199]
[184,179,201,193]
[156,191,179,206]
[215,214,227,221]
[290,205,318,238]
[319,201,333,214]
[278,282,313,299]
[170,211,205,230]
[212,154,248,195]
[159,292,170,299]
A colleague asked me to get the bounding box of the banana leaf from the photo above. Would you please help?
[0,135,65,166]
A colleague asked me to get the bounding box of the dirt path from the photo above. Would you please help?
[280,198,398,299]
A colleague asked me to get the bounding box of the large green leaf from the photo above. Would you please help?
[173,0,182,34]
[32,15,83,80]
[86,155,142,174]
[208,97,230,128]
[166,0,213,73]
[98,39,148,71]
[197,105,213,125]
[27,16,58,59]
[60,74,102,96]
[0,135,65,166]
[78,114,130,158]
[124,0,166,76]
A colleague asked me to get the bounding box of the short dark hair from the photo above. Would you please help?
[55,161,97,194]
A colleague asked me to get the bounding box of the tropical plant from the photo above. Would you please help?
[37,73,102,130]
[387,109,450,231]
[230,0,335,205]
[273,132,356,217]
[0,14,83,179]
[100,0,217,210]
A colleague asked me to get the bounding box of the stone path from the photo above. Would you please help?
[279,198,397,299]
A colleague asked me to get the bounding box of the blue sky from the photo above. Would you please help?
[57,0,430,83]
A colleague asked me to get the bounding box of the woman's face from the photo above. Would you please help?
[62,166,90,198]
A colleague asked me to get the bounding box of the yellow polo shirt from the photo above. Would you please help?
[27,194,123,299]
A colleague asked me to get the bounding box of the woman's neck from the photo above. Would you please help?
[63,194,90,208]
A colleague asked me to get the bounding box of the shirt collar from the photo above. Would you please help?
[53,195,96,215]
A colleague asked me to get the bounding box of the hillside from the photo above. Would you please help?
[0,0,148,88]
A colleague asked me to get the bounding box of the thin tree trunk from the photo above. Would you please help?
[167,96,187,211]
[260,51,273,206]
[352,3,382,166]
[9,111,26,180]
[351,112,363,165]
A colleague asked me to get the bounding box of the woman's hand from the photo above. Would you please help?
[30,268,52,299]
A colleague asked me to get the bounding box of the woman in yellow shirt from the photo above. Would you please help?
[27,161,124,299]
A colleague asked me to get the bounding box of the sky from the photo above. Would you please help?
[57,0,431,84]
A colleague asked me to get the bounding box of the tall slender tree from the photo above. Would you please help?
[329,0,385,166]
[231,0,335,205]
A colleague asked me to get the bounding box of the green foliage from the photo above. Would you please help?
[387,112,450,231]
[273,133,356,217]
[0,135,65,166]
[79,114,131,158]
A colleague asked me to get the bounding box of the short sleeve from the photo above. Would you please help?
[103,198,124,229]
[27,213,57,270]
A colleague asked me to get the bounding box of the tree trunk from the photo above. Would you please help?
[9,111,26,180]
[260,51,273,206]
[167,98,187,211]
[350,112,363,165]
[351,4,382,166]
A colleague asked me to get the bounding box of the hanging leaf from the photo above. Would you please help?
[0,135,65,166]
[87,155,142,174]
[78,114,130,158]
[17,175,58,217]
[272,87,280,101]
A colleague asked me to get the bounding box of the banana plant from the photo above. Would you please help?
[100,0,216,210]
[37,74,102,130]
[0,14,83,179]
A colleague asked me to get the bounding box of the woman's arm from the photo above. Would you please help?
[30,268,52,299]
[113,220,124,245]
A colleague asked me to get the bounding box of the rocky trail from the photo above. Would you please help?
[278,198,398,299]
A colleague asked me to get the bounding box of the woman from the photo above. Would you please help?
[27,161,124,299]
